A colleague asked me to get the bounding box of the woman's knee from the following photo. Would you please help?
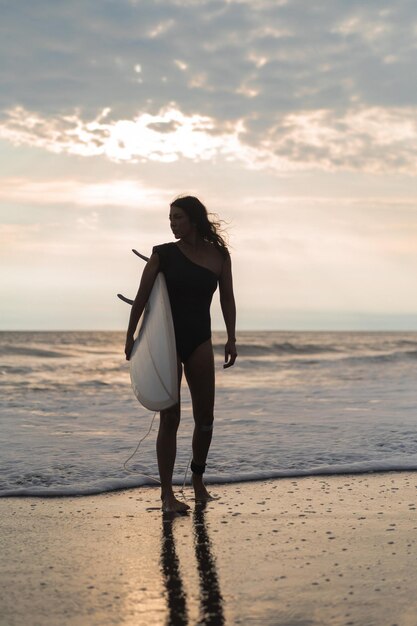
[159,406,181,432]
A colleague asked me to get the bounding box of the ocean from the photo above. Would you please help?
[1,330,417,497]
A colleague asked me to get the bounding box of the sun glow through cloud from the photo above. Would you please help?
[0,106,257,165]
[2,105,417,175]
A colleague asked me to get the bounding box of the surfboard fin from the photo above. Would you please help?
[132,249,150,262]
[117,293,134,305]
[117,250,149,305]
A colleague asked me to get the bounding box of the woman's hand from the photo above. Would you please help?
[224,339,237,369]
[125,335,135,361]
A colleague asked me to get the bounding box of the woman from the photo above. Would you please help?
[125,196,237,513]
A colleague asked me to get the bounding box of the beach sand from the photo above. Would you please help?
[1,472,417,626]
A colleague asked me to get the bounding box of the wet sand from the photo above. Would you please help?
[1,472,417,625]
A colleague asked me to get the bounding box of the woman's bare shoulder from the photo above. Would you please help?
[204,242,229,276]
[204,241,227,259]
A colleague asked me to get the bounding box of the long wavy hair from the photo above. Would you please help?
[171,195,229,258]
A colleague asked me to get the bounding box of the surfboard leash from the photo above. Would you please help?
[179,453,192,502]
[123,411,161,484]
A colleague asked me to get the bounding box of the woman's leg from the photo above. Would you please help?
[184,339,215,500]
[156,359,189,512]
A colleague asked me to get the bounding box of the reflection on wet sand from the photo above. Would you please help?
[193,502,224,625]
[160,502,224,625]
[160,513,188,625]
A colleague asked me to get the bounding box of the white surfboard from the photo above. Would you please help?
[118,250,178,411]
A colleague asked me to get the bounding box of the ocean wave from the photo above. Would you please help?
[212,341,417,364]
[0,345,70,358]
[397,339,417,347]
[0,365,33,375]
[274,342,340,355]
[2,461,417,497]
[213,341,340,357]
[335,350,417,366]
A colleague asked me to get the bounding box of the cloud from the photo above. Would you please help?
[260,107,417,174]
[2,1,417,330]
[0,105,280,169]
[0,176,169,208]
[1,1,416,155]
[2,104,417,174]
[2,0,417,174]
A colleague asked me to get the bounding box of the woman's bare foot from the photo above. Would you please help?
[192,473,213,501]
[161,492,190,513]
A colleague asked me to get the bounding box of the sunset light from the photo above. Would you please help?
[2,4,417,626]
[1,0,416,330]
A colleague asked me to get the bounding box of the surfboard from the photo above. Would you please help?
[118,250,178,411]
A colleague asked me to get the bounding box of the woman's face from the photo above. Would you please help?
[169,205,193,239]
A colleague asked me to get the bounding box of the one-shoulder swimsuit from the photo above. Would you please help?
[152,242,219,363]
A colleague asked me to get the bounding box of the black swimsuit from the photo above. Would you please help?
[152,243,219,363]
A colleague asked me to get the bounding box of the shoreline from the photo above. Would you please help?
[4,467,417,499]
[2,472,417,625]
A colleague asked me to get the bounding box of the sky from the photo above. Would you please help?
[1,0,417,331]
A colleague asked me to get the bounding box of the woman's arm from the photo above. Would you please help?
[218,254,238,368]
[124,253,160,360]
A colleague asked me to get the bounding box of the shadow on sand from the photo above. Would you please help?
[160,501,225,625]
